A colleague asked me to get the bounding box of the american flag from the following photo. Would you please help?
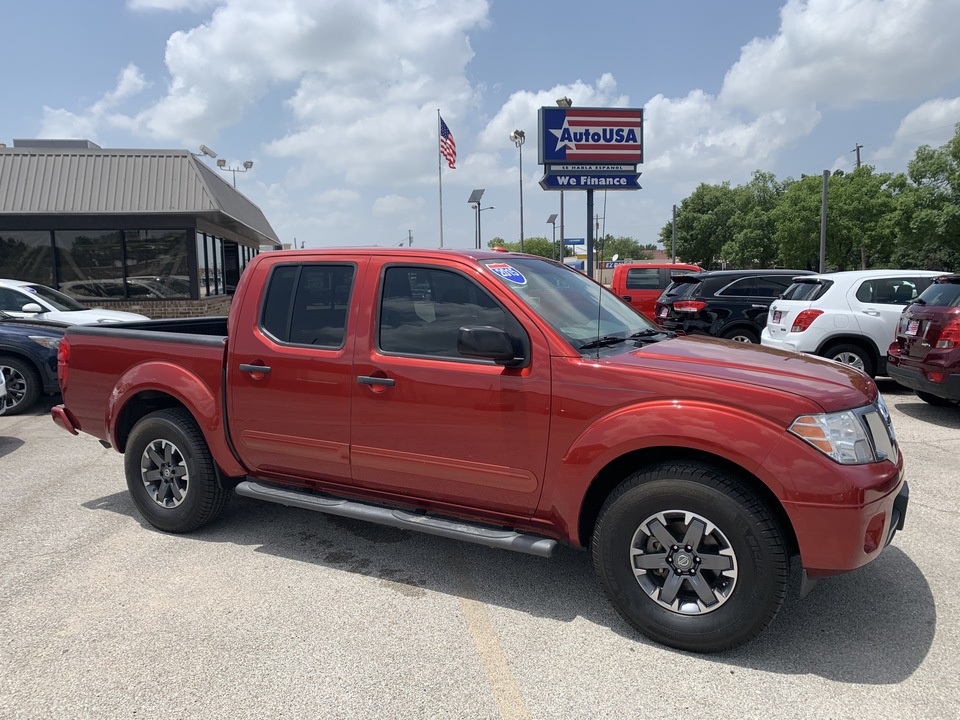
[439,115,457,169]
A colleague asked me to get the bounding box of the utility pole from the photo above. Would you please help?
[407,229,413,246]
[852,143,866,268]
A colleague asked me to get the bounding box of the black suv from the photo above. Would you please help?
[654,269,814,344]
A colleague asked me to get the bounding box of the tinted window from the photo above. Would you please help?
[917,278,960,307]
[754,276,792,297]
[662,279,701,299]
[781,280,832,301]
[716,277,756,297]
[261,264,354,347]
[625,268,660,290]
[855,278,926,305]
[379,266,509,359]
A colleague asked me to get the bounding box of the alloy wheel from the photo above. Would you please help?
[139,438,190,508]
[630,509,738,615]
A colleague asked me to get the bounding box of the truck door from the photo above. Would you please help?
[226,257,363,485]
[350,261,551,517]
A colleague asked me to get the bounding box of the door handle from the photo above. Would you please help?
[751,304,767,308]
[357,375,396,387]
[621,295,632,301]
[861,309,881,317]
[240,363,272,374]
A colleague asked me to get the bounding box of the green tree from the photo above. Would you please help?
[596,235,651,261]
[722,171,785,268]
[486,236,559,259]
[889,123,960,270]
[659,182,739,268]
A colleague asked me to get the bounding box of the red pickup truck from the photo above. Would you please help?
[51,248,908,652]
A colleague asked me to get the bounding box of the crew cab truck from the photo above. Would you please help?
[51,249,908,653]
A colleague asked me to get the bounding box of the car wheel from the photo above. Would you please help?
[592,462,788,653]
[720,327,759,344]
[822,342,876,377]
[916,391,957,407]
[0,356,41,416]
[124,408,231,533]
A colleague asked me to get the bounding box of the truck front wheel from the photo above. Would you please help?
[592,462,788,652]
[124,408,231,533]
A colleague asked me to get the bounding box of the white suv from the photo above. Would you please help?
[761,269,946,377]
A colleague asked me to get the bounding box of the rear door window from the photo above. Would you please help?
[715,277,756,297]
[261,263,356,347]
[624,268,661,290]
[755,276,793,297]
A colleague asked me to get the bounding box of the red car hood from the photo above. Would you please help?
[611,336,877,413]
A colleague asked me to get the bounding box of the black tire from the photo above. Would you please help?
[592,462,788,653]
[124,408,231,533]
[916,391,956,407]
[0,356,42,416]
[720,327,759,344]
[821,342,876,377]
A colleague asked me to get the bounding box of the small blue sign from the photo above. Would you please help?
[487,262,527,285]
[540,174,641,190]
[563,238,585,245]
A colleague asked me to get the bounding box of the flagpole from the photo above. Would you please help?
[437,109,444,247]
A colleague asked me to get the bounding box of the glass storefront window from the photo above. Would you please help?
[124,230,190,298]
[55,230,124,299]
[0,231,54,285]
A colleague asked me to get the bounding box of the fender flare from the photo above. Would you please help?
[540,400,793,542]
[105,359,244,477]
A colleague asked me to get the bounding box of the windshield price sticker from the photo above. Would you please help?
[488,263,527,285]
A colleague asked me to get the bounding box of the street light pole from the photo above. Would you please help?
[216,158,254,188]
[510,130,526,253]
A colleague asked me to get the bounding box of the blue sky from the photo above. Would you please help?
[4,0,960,250]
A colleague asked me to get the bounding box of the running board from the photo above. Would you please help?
[234,480,558,558]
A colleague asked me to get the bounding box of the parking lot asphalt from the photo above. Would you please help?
[1,380,958,720]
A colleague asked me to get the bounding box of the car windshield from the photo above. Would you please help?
[19,283,88,311]
[481,257,662,354]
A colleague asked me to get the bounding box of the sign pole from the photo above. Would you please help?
[586,189,594,279]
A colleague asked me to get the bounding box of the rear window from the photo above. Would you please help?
[916,277,960,307]
[781,280,833,302]
[660,279,701,300]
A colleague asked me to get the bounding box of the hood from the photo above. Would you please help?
[35,308,149,324]
[614,335,876,413]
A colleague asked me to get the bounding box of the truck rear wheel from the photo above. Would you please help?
[592,462,788,653]
[124,408,231,533]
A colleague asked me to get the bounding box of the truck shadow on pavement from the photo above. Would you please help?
[84,489,935,684]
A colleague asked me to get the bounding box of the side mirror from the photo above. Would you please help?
[457,325,524,367]
[20,303,44,314]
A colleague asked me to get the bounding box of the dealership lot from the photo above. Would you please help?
[1,382,958,720]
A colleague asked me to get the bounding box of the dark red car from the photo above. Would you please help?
[888,274,960,406]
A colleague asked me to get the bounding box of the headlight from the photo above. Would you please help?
[789,402,898,465]
[29,335,61,351]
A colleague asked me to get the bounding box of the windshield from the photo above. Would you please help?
[481,257,663,353]
[19,283,88,311]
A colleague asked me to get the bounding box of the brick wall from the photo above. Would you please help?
[79,295,234,319]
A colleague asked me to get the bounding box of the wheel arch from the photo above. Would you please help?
[816,334,881,365]
[577,447,799,557]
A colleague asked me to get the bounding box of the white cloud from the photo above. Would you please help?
[872,97,960,168]
[721,0,960,113]
[373,194,424,215]
[39,64,147,140]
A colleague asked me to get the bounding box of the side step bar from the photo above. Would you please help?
[234,480,558,558]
